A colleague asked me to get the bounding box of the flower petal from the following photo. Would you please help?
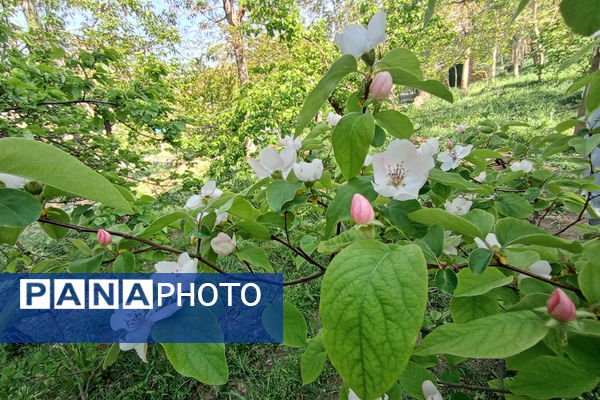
[335,24,369,58]
[367,11,387,49]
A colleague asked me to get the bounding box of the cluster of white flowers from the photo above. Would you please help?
[248,135,324,182]
[184,180,223,210]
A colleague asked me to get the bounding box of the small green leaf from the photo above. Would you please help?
[237,244,274,272]
[139,212,191,238]
[113,251,135,273]
[301,332,327,385]
[450,293,500,323]
[398,361,438,400]
[0,189,41,227]
[435,268,458,294]
[266,181,302,212]
[332,112,375,180]
[408,208,483,238]
[68,254,104,273]
[39,207,69,239]
[468,248,493,274]
[296,55,357,135]
[218,196,260,221]
[454,268,513,297]
[423,0,437,29]
[496,194,533,218]
[428,169,492,196]
[415,311,548,358]
[374,110,414,139]
[162,343,228,385]
[102,343,120,369]
[68,238,92,256]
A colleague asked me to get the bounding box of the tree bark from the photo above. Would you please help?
[575,46,600,133]
[512,37,521,77]
[461,48,470,90]
[21,0,41,30]
[491,43,498,80]
[222,0,249,85]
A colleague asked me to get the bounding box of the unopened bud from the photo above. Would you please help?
[370,71,394,99]
[97,229,112,246]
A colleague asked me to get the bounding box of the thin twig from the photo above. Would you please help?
[270,234,326,271]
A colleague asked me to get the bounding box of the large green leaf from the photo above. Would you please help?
[0,188,41,227]
[218,195,260,221]
[325,176,378,237]
[317,229,364,254]
[496,194,533,218]
[237,244,274,272]
[67,254,104,273]
[381,200,428,238]
[494,217,546,245]
[320,241,427,400]
[454,268,513,297]
[415,311,548,358]
[0,226,25,245]
[507,234,583,253]
[559,0,600,36]
[113,251,135,273]
[295,55,357,135]
[0,138,132,212]
[332,112,375,180]
[266,180,302,212]
[408,208,483,238]
[162,343,228,385]
[450,293,500,323]
[579,261,600,304]
[428,169,492,195]
[507,355,599,399]
[301,332,328,385]
[468,248,493,274]
[374,110,414,139]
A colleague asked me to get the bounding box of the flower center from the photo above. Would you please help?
[125,310,146,329]
[449,150,458,160]
[387,163,406,187]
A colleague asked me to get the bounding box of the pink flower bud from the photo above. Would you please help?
[351,193,374,225]
[446,140,452,149]
[370,71,394,99]
[547,288,576,322]
[97,229,112,246]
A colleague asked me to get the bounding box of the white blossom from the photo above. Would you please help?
[363,154,373,166]
[371,139,436,200]
[196,212,228,227]
[184,180,223,210]
[211,232,237,256]
[155,252,198,274]
[474,233,501,251]
[519,260,552,281]
[445,197,472,215]
[334,11,386,58]
[443,231,462,255]
[278,135,302,151]
[417,138,440,157]
[422,380,443,400]
[0,173,29,189]
[473,171,487,183]
[327,112,342,126]
[456,123,468,133]
[511,160,535,173]
[248,146,296,179]
[437,145,473,171]
[293,159,323,181]
[348,388,388,400]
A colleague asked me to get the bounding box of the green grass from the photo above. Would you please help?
[0,68,588,399]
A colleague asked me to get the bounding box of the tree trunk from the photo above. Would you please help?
[21,0,41,30]
[461,48,470,91]
[491,43,498,80]
[222,0,249,85]
[512,37,520,77]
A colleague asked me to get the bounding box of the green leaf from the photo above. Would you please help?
[317,229,364,254]
[507,234,583,253]
[428,169,492,196]
[301,332,328,385]
[0,226,25,246]
[435,268,458,294]
[102,343,120,369]
[371,125,386,147]
[379,48,423,80]
[0,189,41,227]
[234,220,270,240]
[162,343,228,385]
[423,0,437,29]
[374,110,414,139]
[283,301,307,347]
[494,217,546,245]
[39,207,69,239]
[325,176,378,237]
[332,112,375,180]
[320,241,427,400]
[218,195,260,221]
[237,244,273,272]
[450,293,500,323]
[468,248,493,274]
[68,238,92,256]
[68,254,104,273]
[0,138,132,212]
[296,55,357,135]
[560,0,600,36]
[266,181,302,212]
[579,262,600,304]
[415,311,548,358]
[408,208,483,238]
[511,0,532,23]
[113,251,135,273]
[422,225,444,257]
[462,209,495,236]
[586,70,600,113]
[139,212,190,238]
[381,200,428,238]
[454,268,513,297]
[398,361,438,400]
[506,355,599,398]
[496,194,533,218]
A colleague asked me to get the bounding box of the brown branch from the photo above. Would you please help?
[270,234,326,271]
[437,380,512,394]
[283,270,325,286]
[554,192,591,235]
[1,99,122,112]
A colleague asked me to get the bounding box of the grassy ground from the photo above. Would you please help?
[0,67,587,399]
